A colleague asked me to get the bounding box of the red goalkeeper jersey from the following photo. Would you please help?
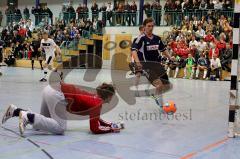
[61,82,113,134]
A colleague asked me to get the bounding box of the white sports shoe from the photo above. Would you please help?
[2,104,17,124]
[19,111,29,136]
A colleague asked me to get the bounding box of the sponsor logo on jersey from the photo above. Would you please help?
[42,43,51,47]
[146,45,158,51]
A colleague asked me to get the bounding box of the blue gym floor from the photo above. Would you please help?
[0,67,240,159]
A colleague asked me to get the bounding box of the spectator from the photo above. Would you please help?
[67,4,76,23]
[5,6,13,24]
[144,2,152,18]
[123,1,131,26]
[204,31,215,42]
[82,4,89,22]
[152,1,162,26]
[45,6,53,25]
[115,2,124,25]
[0,39,4,65]
[195,25,205,39]
[0,10,2,26]
[183,53,196,79]
[223,0,232,10]
[32,6,41,26]
[207,0,214,9]
[198,37,207,52]
[189,35,198,49]
[164,0,173,26]
[220,43,232,72]
[199,0,207,10]
[214,0,222,10]
[207,53,221,80]
[193,0,200,10]
[131,0,137,26]
[196,52,208,79]
[106,2,113,26]
[76,4,83,21]
[216,32,226,55]
[100,3,107,26]
[209,42,219,59]
[23,6,30,20]
[91,0,99,22]
[14,7,22,23]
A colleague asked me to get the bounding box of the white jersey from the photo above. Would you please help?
[40,38,56,57]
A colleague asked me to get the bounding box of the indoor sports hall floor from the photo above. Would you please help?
[0,67,240,159]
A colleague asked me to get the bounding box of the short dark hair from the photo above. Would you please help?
[96,83,115,100]
[143,18,154,26]
[139,25,144,31]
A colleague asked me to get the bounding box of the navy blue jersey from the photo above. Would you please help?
[131,34,166,62]
[131,37,144,61]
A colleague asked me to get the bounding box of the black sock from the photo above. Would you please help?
[31,60,34,69]
[27,113,35,124]
[39,60,43,69]
[13,108,25,117]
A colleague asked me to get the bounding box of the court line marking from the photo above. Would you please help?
[1,126,54,159]
[180,137,229,159]
[32,136,180,158]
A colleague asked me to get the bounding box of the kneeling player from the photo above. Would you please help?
[2,82,121,136]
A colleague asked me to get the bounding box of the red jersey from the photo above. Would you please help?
[216,40,226,51]
[204,34,215,42]
[209,48,219,59]
[61,83,113,134]
[18,28,27,37]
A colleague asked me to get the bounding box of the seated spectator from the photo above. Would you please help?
[207,54,221,80]
[195,25,205,39]
[220,43,232,72]
[189,35,198,49]
[198,37,207,52]
[183,53,196,79]
[216,33,226,55]
[209,42,219,59]
[196,52,208,79]
[204,31,215,43]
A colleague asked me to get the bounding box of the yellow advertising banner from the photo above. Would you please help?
[235,0,240,12]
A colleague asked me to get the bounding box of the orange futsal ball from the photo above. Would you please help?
[162,101,177,114]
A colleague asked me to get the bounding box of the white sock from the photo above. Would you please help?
[203,70,207,79]
[196,69,200,78]
[174,67,179,78]
[184,68,187,78]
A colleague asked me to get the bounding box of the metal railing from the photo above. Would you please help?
[59,9,233,27]
[4,9,233,27]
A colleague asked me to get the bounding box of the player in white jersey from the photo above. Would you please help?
[39,31,61,82]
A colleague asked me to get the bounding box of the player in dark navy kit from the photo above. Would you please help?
[131,18,173,106]
[129,25,146,96]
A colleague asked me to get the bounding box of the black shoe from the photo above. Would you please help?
[39,78,47,82]
[32,67,34,70]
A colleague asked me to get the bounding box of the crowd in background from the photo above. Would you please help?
[1,0,233,28]
[161,13,232,80]
[0,0,234,81]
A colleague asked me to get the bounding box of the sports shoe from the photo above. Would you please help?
[2,104,17,124]
[39,78,47,82]
[19,111,29,136]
